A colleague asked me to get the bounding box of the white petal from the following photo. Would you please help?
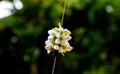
[64,29,71,35]
[48,43,54,48]
[61,40,69,46]
[58,47,64,53]
[48,36,53,41]
[45,45,51,50]
[62,36,67,40]
[65,42,70,46]
[48,30,52,34]
[66,46,73,52]
[61,40,66,44]
[54,45,59,50]
[67,36,72,40]
[56,33,61,38]
[45,40,50,45]
[62,36,72,40]
[59,27,64,32]
[48,30,56,36]
[55,39,60,44]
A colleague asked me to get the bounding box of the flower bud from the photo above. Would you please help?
[67,36,72,40]
[64,29,71,35]
[45,43,53,48]
[48,30,56,36]
[45,40,50,45]
[45,45,51,50]
[56,33,61,38]
[55,39,61,44]
[62,36,72,40]
[66,46,73,52]
[58,47,64,53]
[54,45,59,50]
[59,27,63,32]
[61,40,67,44]
[48,36,53,41]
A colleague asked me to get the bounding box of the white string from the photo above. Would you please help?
[61,0,66,26]
[52,57,56,74]
[52,0,66,74]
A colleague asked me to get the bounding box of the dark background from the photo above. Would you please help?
[0,0,120,74]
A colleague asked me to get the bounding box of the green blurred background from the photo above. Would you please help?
[0,0,120,74]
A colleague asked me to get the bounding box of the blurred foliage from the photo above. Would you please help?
[0,0,120,74]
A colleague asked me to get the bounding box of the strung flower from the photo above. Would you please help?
[45,23,73,55]
[55,39,61,44]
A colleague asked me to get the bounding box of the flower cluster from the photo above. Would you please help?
[45,24,73,55]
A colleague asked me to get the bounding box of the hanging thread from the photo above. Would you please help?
[61,0,66,26]
[52,0,66,74]
[52,57,56,74]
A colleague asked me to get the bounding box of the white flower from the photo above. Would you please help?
[58,27,64,32]
[64,29,71,35]
[54,45,59,50]
[45,42,54,53]
[56,33,61,38]
[65,41,70,46]
[61,40,67,45]
[47,43,54,48]
[45,40,50,45]
[68,36,72,40]
[48,36,53,41]
[62,36,72,40]
[65,46,73,52]
[45,45,51,50]
[55,39,61,44]
[48,30,56,36]
[58,47,64,53]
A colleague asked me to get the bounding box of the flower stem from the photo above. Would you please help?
[58,22,62,28]
[52,57,56,74]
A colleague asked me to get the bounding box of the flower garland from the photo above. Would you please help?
[45,23,73,55]
[44,0,73,74]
